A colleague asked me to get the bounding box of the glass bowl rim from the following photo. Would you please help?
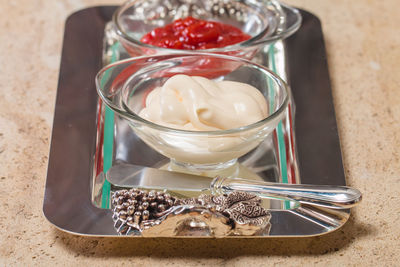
[112,0,302,52]
[96,53,290,136]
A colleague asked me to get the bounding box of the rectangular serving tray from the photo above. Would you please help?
[43,6,348,237]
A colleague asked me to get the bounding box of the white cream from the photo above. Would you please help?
[139,74,268,131]
[134,74,274,165]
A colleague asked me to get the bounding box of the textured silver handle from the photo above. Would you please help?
[211,177,362,209]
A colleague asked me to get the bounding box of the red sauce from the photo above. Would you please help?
[140,16,251,50]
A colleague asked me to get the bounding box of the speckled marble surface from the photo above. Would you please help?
[0,0,399,265]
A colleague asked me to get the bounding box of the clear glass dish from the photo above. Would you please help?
[112,0,301,59]
[96,53,289,176]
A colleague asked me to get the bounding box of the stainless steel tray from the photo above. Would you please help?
[43,6,348,237]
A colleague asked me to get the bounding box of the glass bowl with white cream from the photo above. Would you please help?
[96,53,289,175]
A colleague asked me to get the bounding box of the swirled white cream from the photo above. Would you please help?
[133,74,275,165]
[139,74,268,131]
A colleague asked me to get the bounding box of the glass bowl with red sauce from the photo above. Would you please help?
[112,0,302,59]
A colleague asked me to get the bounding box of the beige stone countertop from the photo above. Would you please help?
[1,0,399,265]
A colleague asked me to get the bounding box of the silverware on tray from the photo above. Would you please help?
[106,164,362,210]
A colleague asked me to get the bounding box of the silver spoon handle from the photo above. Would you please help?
[211,177,362,209]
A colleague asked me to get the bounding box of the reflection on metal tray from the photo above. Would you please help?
[43,6,348,237]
